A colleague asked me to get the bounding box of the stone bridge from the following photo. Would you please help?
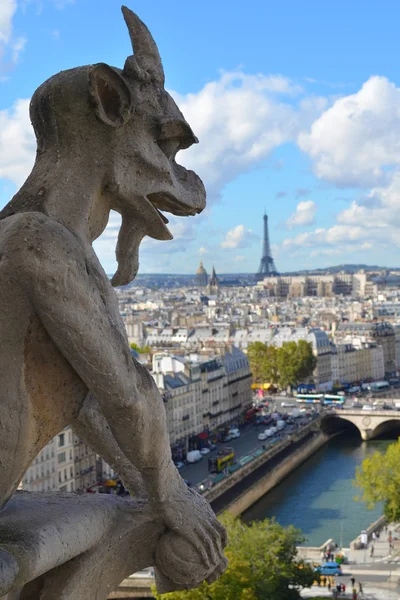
[321,409,400,441]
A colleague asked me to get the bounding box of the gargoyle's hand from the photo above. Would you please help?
[154,484,227,586]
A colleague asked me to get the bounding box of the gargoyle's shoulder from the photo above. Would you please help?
[0,212,85,264]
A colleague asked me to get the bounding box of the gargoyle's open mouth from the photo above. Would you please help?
[147,192,203,217]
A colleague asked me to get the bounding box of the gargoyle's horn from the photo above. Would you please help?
[121,6,165,84]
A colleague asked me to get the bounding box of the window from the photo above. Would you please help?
[64,468,67,481]
[58,433,65,447]
[58,472,62,483]
[58,452,66,464]
[69,450,73,461]
[70,467,74,478]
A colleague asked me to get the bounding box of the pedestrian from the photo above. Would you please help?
[352,588,358,600]
[372,531,376,542]
[341,583,346,593]
[376,529,380,539]
[327,580,331,591]
[370,543,374,557]
[385,524,388,534]
[358,581,363,595]
[336,582,341,595]
[350,576,355,587]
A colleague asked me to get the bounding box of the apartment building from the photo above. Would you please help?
[335,321,396,375]
[22,427,114,493]
[258,271,376,299]
[152,347,252,460]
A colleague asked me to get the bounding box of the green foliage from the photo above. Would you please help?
[153,514,315,600]
[130,342,151,354]
[355,438,400,521]
[247,342,269,384]
[247,341,316,389]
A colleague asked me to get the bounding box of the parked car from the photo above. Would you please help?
[200,447,211,455]
[258,432,267,441]
[208,443,217,450]
[229,429,240,439]
[186,450,203,463]
[174,461,184,470]
[314,562,342,576]
[362,405,374,411]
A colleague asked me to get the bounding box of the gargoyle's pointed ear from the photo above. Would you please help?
[89,63,132,128]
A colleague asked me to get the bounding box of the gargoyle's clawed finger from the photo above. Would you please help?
[215,521,228,548]
[194,528,212,570]
[199,525,220,568]
[205,557,228,584]
[203,521,225,565]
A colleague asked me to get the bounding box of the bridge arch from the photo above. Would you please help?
[321,414,362,438]
[370,419,400,439]
[321,410,400,441]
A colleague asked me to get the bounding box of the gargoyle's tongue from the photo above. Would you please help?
[111,197,172,287]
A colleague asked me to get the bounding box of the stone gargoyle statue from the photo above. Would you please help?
[0,6,227,599]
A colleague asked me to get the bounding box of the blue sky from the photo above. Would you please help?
[1,1,400,275]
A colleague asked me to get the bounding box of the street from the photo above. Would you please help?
[179,408,312,486]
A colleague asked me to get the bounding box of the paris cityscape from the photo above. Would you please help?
[2,1,400,600]
[19,209,400,599]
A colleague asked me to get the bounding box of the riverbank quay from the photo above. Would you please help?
[301,586,399,599]
[202,417,330,516]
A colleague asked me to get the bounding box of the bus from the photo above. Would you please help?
[295,394,324,403]
[208,447,235,474]
[322,394,345,405]
[368,381,390,392]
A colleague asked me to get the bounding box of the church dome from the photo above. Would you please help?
[195,261,208,286]
[196,261,207,275]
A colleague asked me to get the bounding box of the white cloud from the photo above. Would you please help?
[220,224,256,249]
[0,0,16,44]
[0,99,35,186]
[286,200,317,229]
[0,1,26,76]
[298,76,400,188]
[11,36,26,64]
[172,70,326,202]
[199,246,209,255]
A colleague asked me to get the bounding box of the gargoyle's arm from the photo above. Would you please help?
[17,216,182,505]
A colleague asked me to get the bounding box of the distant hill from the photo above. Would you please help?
[283,264,393,276]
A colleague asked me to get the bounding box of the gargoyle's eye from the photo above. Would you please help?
[157,138,182,160]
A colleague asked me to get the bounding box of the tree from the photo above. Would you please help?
[264,345,279,385]
[276,341,316,389]
[247,342,268,384]
[354,438,400,521]
[153,514,315,600]
[295,340,317,382]
[130,342,151,354]
[247,341,316,389]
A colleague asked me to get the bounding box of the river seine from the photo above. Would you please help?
[242,433,394,547]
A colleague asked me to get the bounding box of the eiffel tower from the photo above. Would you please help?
[255,212,278,280]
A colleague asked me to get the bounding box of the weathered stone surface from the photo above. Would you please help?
[0,5,227,597]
